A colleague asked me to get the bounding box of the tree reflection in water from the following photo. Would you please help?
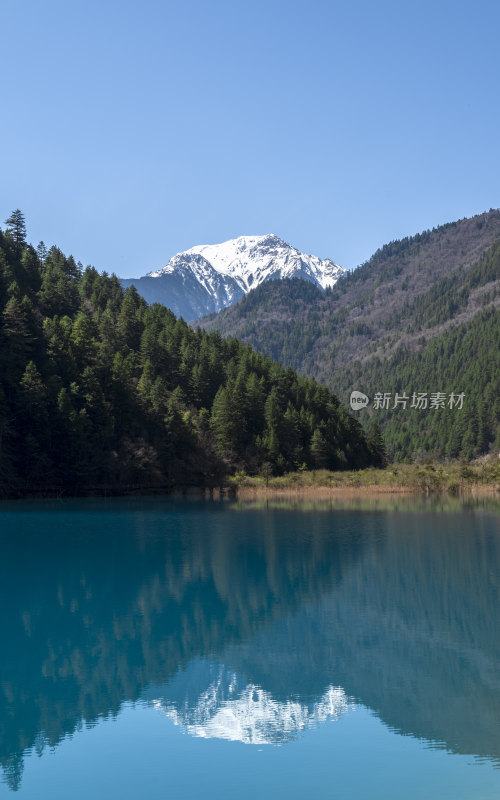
[0,496,499,790]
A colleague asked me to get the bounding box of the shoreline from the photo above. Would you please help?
[0,483,497,503]
[1,463,498,503]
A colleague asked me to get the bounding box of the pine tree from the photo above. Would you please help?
[366,422,388,468]
[1,296,33,388]
[5,209,26,256]
[36,241,47,263]
[310,427,328,468]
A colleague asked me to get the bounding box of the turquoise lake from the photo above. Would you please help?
[0,496,499,798]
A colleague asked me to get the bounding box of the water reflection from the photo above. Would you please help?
[147,660,349,744]
[0,497,499,790]
[234,493,500,514]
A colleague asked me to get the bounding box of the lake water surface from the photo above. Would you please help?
[1,496,499,798]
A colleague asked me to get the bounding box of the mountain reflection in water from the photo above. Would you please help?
[147,660,349,745]
[0,496,499,790]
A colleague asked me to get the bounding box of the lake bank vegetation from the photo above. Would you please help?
[230,459,500,497]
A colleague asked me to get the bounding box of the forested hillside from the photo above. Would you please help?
[199,211,500,461]
[336,309,500,460]
[0,212,381,497]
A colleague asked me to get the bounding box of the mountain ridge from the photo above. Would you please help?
[121,234,345,320]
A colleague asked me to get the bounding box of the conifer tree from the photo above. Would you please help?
[366,422,388,468]
[5,210,26,256]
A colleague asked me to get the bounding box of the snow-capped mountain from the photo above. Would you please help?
[120,234,345,321]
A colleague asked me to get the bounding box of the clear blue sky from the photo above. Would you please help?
[1,0,499,277]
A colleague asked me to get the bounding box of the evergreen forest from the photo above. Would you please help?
[0,211,382,496]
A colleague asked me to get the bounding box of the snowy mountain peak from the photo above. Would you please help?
[184,233,345,292]
[122,234,345,321]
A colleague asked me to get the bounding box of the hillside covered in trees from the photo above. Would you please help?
[336,308,500,461]
[0,211,382,497]
[199,211,500,461]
